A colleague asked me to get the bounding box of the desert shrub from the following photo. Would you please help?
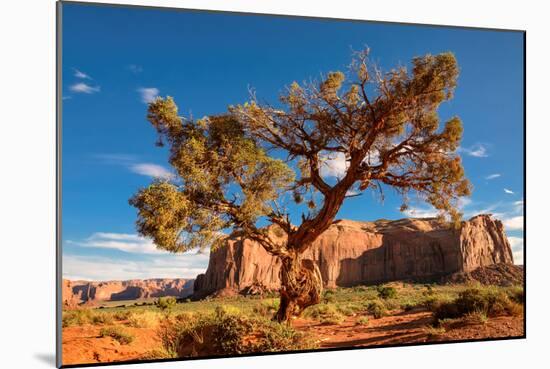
[336,302,364,316]
[376,285,397,300]
[155,297,177,311]
[366,300,387,319]
[423,285,435,297]
[424,325,446,338]
[506,286,524,304]
[433,287,520,322]
[320,313,345,325]
[323,290,336,303]
[253,300,279,317]
[463,311,488,325]
[158,308,316,357]
[356,316,369,326]
[174,311,197,322]
[423,295,446,311]
[99,327,134,345]
[128,312,159,328]
[352,285,369,293]
[112,310,133,321]
[303,304,344,324]
[401,301,417,311]
[91,312,115,325]
[62,309,93,327]
[141,348,177,360]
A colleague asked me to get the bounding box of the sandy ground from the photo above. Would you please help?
[294,310,524,348]
[62,311,524,365]
[62,324,160,365]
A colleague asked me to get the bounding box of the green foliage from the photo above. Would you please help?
[155,297,177,311]
[366,300,387,319]
[356,316,370,326]
[303,304,345,324]
[99,327,134,345]
[91,312,114,325]
[62,310,93,327]
[158,306,316,357]
[130,48,471,263]
[432,287,523,322]
[376,285,397,299]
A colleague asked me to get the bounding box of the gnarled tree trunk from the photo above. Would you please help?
[274,254,323,323]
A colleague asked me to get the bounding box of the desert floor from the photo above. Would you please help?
[62,283,524,365]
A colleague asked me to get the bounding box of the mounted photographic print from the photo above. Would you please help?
[57,1,526,367]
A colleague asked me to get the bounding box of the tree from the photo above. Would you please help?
[129,49,471,323]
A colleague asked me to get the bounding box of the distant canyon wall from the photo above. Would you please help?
[63,278,194,307]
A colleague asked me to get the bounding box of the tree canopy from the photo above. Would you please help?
[130,49,471,258]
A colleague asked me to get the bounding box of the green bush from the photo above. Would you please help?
[91,312,114,325]
[112,310,133,321]
[155,297,177,311]
[356,316,369,325]
[304,304,345,324]
[433,287,522,322]
[376,285,397,300]
[506,286,524,304]
[401,301,417,311]
[62,309,93,327]
[366,300,387,319]
[158,308,316,357]
[99,327,134,345]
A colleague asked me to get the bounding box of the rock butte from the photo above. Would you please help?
[193,215,513,297]
[62,278,194,307]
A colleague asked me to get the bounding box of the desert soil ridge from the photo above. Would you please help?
[63,278,195,307]
[194,214,513,297]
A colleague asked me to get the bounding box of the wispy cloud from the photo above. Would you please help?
[68,232,161,254]
[73,68,92,79]
[504,188,514,194]
[402,205,439,218]
[138,87,159,103]
[503,215,523,230]
[70,82,100,94]
[458,143,489,158]
[130,163,174,180]
[508,236,524,265]
[96,153,173,180]
[128,64,143,74]
[485,173,501,180]
[63,250,210,281]
[320,152,348,178]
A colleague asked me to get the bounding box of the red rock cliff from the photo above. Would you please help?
[193,215,513,296]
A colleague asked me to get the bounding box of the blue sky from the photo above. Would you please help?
[61,3,524,281]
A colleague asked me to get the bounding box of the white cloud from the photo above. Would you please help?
[320,152,348,178]
[508,236,523,251]
[63,251,210,281]
[504,188,515,194]
[130,163,173,179]
[68,232,163,254]
[73,68,91,79]
[346,189,360,197]
[70,82,100,94]
[458,143,489,158]
[138,87,159,103]
[95,154,173,180]
[402,205,439,218]
[512,250,524,265]
[485,173,501,180]
[503,216,524,231]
